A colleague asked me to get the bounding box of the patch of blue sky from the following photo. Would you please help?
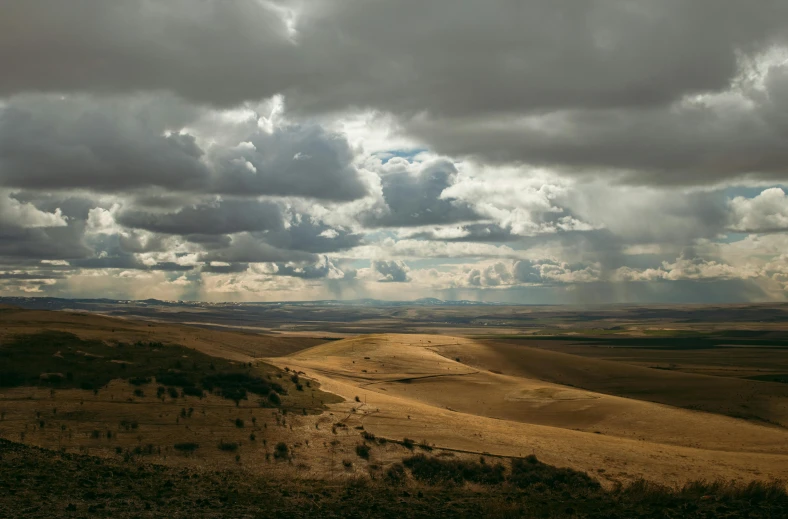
[718,232,750,244]
[722,184,787,199]
[375,148,429,164]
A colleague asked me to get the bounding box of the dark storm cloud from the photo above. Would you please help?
[0,224,92,261]
[117,232,171,254]
[274,257,337,279]
[116,199,283,236]
[2,0,788,302]
[10,192,102,221]
[183,234,233,249]
[264,217,363,253]
[0,97,367,201]
[0,271,66,280]
[0,96,209,192]
[0,0,295,106]
[211,125,367,201]
[2,1,788,188]
[201,263,249,274]
[363,160,480,228]
[372,260,409,283]
[406,84,788,184]
[71,255,193,272]
[512,260,543,284]
[2,1,786,115]
[198,233,317,264]
[290,0,788,116]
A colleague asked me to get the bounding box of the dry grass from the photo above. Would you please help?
[2,438,786,519]
[270,333,788,486]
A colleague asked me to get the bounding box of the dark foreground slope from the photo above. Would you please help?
[1,439,786,519]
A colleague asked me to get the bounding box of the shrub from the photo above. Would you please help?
[167,387,179,399]
[174,442,199,453]
[274,442,289,460]
[386,463,407,483]
[90,430,101,439]
[267,391,281,406]
[403,454,506,485]
[218,441,239,452]
[356,444,371,459]
[181,386,203,398]
[402,438,415,450]
[355,396,361,402]
[361,431,376,441]
[133,389,144,398]
[508,455,599,491]
[128,376,151,386]
[235,418,245,428]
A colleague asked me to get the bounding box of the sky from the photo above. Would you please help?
[1,1,788,304]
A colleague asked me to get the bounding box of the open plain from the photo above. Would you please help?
[2,300,788,517]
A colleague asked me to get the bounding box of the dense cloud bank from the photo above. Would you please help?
[0,1,787,302]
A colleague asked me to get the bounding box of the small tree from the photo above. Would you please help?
[356,444,371,460]
[274,442,289,460]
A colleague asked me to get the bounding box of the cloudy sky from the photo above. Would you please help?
[2,1,788,303]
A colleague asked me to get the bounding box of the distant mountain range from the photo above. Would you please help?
[0,296,508,310]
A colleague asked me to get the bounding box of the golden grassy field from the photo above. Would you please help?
[2,306,787,493]
[272,333,788,487]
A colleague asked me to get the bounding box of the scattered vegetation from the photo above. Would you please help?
[218,441,239,452]
[0,331,335,411]
[403,454,506,485]
[3,438,786,518]
[174,443,199,453]
[274,442,289,460]
[508,454,599,490]
[356,444,371,459]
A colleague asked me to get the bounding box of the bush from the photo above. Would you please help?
[128,376,151,386]
[402,438,415,450]
[181,386,203,398]
[218,441,239,452]
[203,372,283,403]
[167,387,179,399]
[174,442,199,453]
[274,442,289,460]
[361,431,376,441]
[403,454,506,485]
[133,389,144,398]
[386,463,407,483]
[235,418,245,428]
[509,455,599,491]
[356,444,371,460]
[267,391,281,406]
